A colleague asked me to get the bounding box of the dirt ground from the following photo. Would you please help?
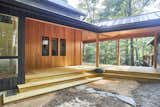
[43,88,131,107]
[132,81,160,107]
[86,79,140,97]
[2,79,160,107]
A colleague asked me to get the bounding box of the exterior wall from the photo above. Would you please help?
[25,18,83,73]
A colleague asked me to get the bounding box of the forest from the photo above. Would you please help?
[62,0,158,66]
[78,0,156,66]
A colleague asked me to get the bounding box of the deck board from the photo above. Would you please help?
[66,65,158,73]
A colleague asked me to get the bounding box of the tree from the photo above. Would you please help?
[99,0,155,66]
[77,0,99,23]
[79,0,156,66]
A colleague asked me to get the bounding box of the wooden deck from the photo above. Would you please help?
[71,64,158,73]
[67,65,160,80]
[2,65,160,104]
[3,67,101,104]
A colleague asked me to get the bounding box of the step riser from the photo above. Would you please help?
[103,74,160,80]
[26,71,94,82]
[4,77,102,104]
[19,75,98,93]
[103,75,160,81]
[105,71,160,77]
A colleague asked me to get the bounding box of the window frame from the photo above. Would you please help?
[42,36,49,56]
[51,38,58,56]
[60,38,66,56]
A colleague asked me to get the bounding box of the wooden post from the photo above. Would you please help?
[153,32,158,69]
[117,39,120,65]
[96,34,100,67]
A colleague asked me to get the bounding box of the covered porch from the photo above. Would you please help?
[83,26,160,72]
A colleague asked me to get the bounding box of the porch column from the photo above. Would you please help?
[153,32,158,69]
[117,39,120,65]
[96,34,100,67]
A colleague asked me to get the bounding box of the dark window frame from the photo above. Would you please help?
[0,9,25,91]
[52,38,58,56]
[60,39,66,56]
[42,36,49,56]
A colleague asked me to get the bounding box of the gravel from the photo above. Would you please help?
[132,82,160,107]
[43,88,131,107]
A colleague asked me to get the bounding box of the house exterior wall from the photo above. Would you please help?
[25,18,83,73]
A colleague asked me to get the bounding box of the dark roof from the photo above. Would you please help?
[97,11,160,32]
[0,0,160,33]
[96,11,160,27]
[0,0,99,32]
[15,0,86,19]
[47,0,85,15]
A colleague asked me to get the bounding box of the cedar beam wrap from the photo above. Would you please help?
[154,32,158,69]
[117,39,120,65]
[96,34,100,67]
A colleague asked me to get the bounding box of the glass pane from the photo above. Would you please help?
[120,39,131,65]
[0,13,18,56]
[120,37,153,66]
[133,37,153,67]
[42,37,49,56]
[0,59,18,77]
[60,39,66,56]
[82,42,96,64]
[52,38,58,56]
[100,40,117,65]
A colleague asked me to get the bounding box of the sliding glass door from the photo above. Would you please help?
[0,13,19,78]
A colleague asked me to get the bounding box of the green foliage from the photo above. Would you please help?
[100,40,117,65]
[79,0,156,66]
[77,0,156,22]
[83,43,96,63]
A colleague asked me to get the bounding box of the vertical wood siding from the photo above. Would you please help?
[25,18,84,73]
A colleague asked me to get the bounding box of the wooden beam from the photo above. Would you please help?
[96,34,100,67]
[117,39,120,65]
[83,32,153,43]
[154,32,158,69]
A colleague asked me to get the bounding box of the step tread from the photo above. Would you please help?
[26,70,92,80]
[104,73,160,80]
[3,77,102,104]
[18,73,96,89]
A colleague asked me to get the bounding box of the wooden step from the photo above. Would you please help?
[3,77,102,104]
[26,70,94,82]
[18,73,97,93]
[106,70,160,77]
[103,73,160,80]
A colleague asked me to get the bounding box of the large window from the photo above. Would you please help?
[82,42,96,64]
[0,13,18,77]
[42,37,49,56]
[52,38,58,56]
[120,37,153,66]
[100,40,117,65]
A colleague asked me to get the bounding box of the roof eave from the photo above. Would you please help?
[99,19,160,33]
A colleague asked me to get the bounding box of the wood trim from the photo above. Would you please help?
[117,39,120,65]
[26,17,94,33]
[96,34,100,67]
[154,32,158,69]
[83,33,153,43]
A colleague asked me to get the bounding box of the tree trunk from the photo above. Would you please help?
[127,0,134,65]
[125,40,129,65]
[130,38,134,65]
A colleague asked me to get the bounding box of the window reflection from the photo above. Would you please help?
[0,13,18,77]
[0,14,18,56]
